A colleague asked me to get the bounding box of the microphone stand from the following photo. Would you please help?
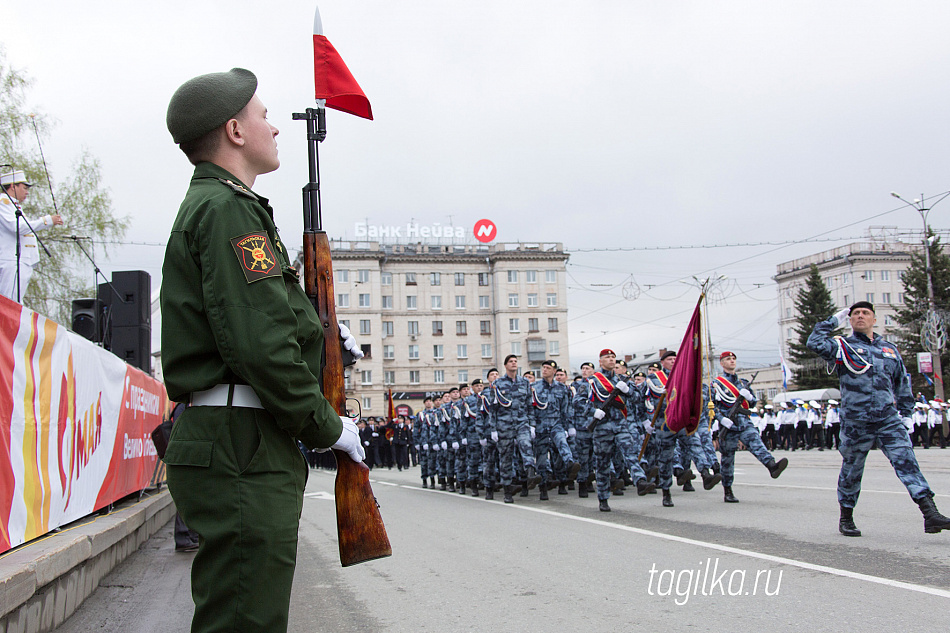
[67,236,126,345]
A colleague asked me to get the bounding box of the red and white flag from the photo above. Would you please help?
[313,6,373,120]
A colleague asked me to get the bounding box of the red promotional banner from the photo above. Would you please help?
[664,295,704,434]
[0,296,168,553]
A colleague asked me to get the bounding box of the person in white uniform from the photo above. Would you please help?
[0,170,63,301]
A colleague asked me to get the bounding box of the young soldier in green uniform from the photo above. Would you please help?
[161,68,365,633]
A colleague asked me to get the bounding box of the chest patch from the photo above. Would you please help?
[230,232,281,283]
[882,347,897,359]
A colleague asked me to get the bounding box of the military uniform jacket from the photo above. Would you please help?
[160,162,341,449]
[475,389,494,439]
[491,374,531,431]
[807,317,914,422]
[572,379,593,431]
[530,378,570,432]
[710,372,757,426]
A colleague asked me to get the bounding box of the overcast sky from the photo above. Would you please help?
[5,1,950,369]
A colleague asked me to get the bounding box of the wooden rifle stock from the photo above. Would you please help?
[585,386,624,433]
[304,231,392,567]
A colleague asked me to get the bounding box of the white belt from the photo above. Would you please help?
[190,384,263,409]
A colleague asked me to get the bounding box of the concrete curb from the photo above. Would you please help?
[0,490,175,633]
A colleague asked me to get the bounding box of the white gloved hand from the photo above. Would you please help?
[491,430,499,442]
[616,380,630,394]
[568,427,577,437]
[832,307,851,328]
[363,440,370,446]
[902,417,914,432]
[720,417,735,429]
[452,441,460,450]
[529,426,536,439]
[461,438,468,446]
[644,422,654,434]
[432,443,440,452]
[479,438,488,447]
[372,432,379,437]
[739,388,754,401]
[593,408,606,421]
[331,416,365,463]
[441,441,448,450]
[338,322,364,359]
[422,443,429,450]
[414,444,420,450]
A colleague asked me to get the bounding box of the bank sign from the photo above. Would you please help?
[354,219,497,244]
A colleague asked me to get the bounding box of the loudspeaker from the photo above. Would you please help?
[71,298,104,342]
[109,271,151,329]
[111,325,151,373]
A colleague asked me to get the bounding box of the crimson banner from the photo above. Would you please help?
[664,295,704,434]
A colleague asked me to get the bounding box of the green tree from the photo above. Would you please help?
[0,48,128,325]
[788,264,840,389]
[893,233,950,399]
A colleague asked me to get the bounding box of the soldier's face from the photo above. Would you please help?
[238,95,280,176]
[850,308,876,334]
[10,183,30,203]
[581,365,593,378]
[661,356,676,371]
[600,353,616,371]
[473,384,483,394]
[506,357,518,373]
[634,375,644,385]
[542,365,555,380]
[720,355,737,372]
[488,370,499,382]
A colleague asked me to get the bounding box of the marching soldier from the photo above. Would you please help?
[477,370,500,499]
[572,362,597,497]
[530,360,581,500]
[491,355,541,503]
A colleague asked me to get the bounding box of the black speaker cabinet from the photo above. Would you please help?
[111,325,151,373]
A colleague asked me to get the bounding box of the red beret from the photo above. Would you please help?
[720,351,736,360]
[599,348,616,357]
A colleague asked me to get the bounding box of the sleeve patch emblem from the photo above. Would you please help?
[230,232,281,283]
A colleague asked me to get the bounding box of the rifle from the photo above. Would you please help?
[637,392,665,461]
[295,107,392,567]
[585,385,625,432]
[718,371,759,446]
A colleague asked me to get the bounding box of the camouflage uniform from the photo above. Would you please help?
[572,378,595,486]
[491,374,535,485]
[711,373,776,487]
[590,370,649,501]
[530,378,576,488]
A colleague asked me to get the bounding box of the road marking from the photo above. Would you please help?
[303,491,334,500]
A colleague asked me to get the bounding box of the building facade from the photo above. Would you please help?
[324,241,570,415]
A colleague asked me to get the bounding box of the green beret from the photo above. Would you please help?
[166,68,258,144]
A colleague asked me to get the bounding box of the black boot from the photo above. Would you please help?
[599,498,611,512]
[448,477,456,493]
[916,496,950,533]
[723,486,739,503]
[701,468,722,490]
[662,489,674,507]
[509,481,523,495]
[485,482,495,500]
[470,481,479,497]
[567,480,576,491]
[711,462,720,474]
[525,465,542,490]
[459,480,466,495]
[766,457,788,479]
[422,478,428,489]
[439,476,447,491]
[682,481,696,492]
[540,487,549,501]
[504,485,514,503]
[646,466,659,482]
[520,484,530,497]
[614,486,625,496]
[675,468,695,487]
[578,482,589,498]
[610,478,625,493]
[558,483,568,495]
[430,476,436,488]
[566,461,581,481]
[636,478,656,496]
[839,505,861,536]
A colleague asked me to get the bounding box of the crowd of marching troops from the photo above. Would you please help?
[338,348,790,512]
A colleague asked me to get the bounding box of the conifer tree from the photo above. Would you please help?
[788,264,840,389]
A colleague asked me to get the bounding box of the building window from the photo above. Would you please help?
[545,270,556,283]
[432,321,443,336]
[339,319,349,329]
[409,370,420,384]
[344,370,351,389]
[843,294,849,306]
[382,295,393,309]
[526,270,537,283]
[405,272,417,285]
[547,318,558,331]
[898,293,904,304]
[359,294,371,308]
[455,273,465,286]
[508,294,519,307]
[408,321,419,335]
[546,293,557,307]
[457,344,468,359]
[381,272,392,285]
[406,295,417,310]
[509,318,520,332]
[882,292,891,304]
[786,307,791,318]
[527,293,539,307]
[337,269,349,283]
[787,328,793,338]
[458,370,468,383]
[361,370,372,385]
[479,295,490,309]
[360,344,371,359]
[432,295,442,310]
[481,344,493,358]
[455,295,466,309]
[549,340,560,355]
[383,345,395,360]
[433,344,444,360]
[528,318,539,332]
[881,270,890,281]
[842,273,849,284]
[864,270,874,282]
[384,370,395,385]
[434,369,445,384]
[884,315,894,326]
[337,293,350,308]
[511,341,521,356]
[507,270,518,283]
[358,269,370,283]
[898,270,906,280]
[409,345,420,360]
[362,396,371,410]
[866,293,874,303]
[456,320,467,335]
[480,320,491,335]
[430,272,441,286]
[359,319,371,335]
[478,273,490,286]
[382,321,394,337]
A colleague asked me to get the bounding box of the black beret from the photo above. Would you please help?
[849,301,875,314]
[660,350,677,360]
[167,68,258,144]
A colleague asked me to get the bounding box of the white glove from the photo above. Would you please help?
[739,388,754,401]
[479,438,488,447]
[616,380,630,394]
[452,441,460,450]
[461,438,468,445]
[832,308,851,328]
[331,416,365,463]
[720,417,734,429]
[338,322,364,359]
[363,440,370,446]
[372,432,379,437]
[422,443,429,450]
[644,422,654,434]
[568,427,577,437]
[593,408,606,421]
[902,417,914,432]
[529,426,536,439]
[432,443,440,452]
[441,441,448,450]
[491,430,499,442]
[414,444,420,450]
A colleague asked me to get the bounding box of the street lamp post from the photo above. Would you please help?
[891,192,948,401]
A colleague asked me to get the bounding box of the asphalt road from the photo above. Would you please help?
[55,448,950,632]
